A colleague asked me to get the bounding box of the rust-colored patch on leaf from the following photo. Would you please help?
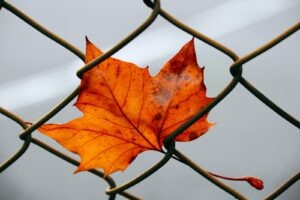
[38,37,214,176]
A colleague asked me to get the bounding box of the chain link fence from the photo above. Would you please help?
[0,0,299,199]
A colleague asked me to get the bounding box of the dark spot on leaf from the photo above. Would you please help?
[169,60,183,74]
[175,105,179,109]
[153,113,162,121]
[188,131,199,140]
[116,130,121,135]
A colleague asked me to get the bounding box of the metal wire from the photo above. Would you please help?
[0,0,299,199]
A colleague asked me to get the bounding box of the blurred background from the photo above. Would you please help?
[0,0,299,199]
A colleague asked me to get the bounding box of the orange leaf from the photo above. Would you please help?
[39,38,214,176]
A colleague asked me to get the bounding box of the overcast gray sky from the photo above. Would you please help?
[0,0,299,199]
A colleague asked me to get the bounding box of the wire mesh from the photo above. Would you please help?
[0,0,299,199]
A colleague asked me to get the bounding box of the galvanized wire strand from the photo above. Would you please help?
[164,77,240,143]
[142,0,242,144]
[0,0,85,140]
[240,77,300,128]
[16,0,159,140]
[30,138,140,200]
[1,0,245,197]
[230,22,300,74]
[0,0,86,176]
[2,1,85,60]
[174,150,247,200]
[31,137,120,198]
[0,134,31,173]
[143,1,300,199]
[13,89,134,198]
[142,1,250,199]
[0,106,138,199]
[0,107,31,173]
[11,0,158,141]
[146,2,239,61]
[116,192,141,200]
[0,107,27,129]
[105,142,175,195]
[19,87,79,140]
[230,22,300,128]
[1,0,162,199]
[76,0,160,77]
[0,0,161,199]
[265,172,300,200]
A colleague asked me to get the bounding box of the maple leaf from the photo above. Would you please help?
[38,38,214,176]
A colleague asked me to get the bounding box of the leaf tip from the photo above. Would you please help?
[85,35,91,44]
[186,37,195,47]
[73,166,84,174]
[191,36,195,42]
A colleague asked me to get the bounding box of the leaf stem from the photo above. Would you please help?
[166,151,263,190]
[173,150,247,199]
